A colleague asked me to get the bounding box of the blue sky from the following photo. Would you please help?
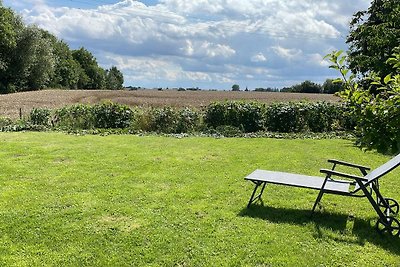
[3,0,370,90]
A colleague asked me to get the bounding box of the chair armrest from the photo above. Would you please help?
[327,159,371,171]
[320,169,368,181]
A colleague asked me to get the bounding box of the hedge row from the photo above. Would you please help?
[204,101,354,133]
[15,101,355,134]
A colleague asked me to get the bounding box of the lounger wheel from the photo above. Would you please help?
[378,198,399,215]
[375,216,400,236]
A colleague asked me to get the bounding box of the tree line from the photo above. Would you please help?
[0,2,124,93]
[231,79,343,94]
[280,79,343,94]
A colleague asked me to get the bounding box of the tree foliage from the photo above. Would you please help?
[44,33,81,89]
[106,66,124,90]
[322,79,344,94]
[0,5,124,93]
[326,49,400,154]
[231,84,240,91]
[281,80,343,94]
[0,6,23,92]
[11,26,55,90]
[281,80,322,93]
[72,47,104,89]
[346,0,400,78]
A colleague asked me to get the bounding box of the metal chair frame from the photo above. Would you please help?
[245,155,400,236]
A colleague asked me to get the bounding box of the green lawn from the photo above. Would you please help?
[0,132,399,266]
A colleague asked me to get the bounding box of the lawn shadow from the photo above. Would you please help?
[239,204,400,255]
[239,205,348,231]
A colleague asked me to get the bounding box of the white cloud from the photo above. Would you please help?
[180,40,235,58]
[272,46,302,60]
[251,53,267,63]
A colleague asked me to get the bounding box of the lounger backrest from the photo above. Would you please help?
[365,153,400,183]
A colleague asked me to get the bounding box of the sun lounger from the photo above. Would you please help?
[245,154,400,235]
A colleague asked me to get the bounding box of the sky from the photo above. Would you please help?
[2,0,370,90]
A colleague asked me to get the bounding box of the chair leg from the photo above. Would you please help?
[359,182,387,221]
[311,190,325,215]
[247,181,267,208]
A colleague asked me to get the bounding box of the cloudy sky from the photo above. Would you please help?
[3,0,370,90]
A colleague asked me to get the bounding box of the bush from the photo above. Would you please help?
[92,102,134,129]
[265,102,353,133]
[16,100,354,135]
[175,107,201,133]
[265,102,305,132]
[204,101,265,132]
[54,104,94,129]
[0,117,13,130]
[304,102,349,132]
[204,101,351,133]
[30,108,52,126]
[147,107,177,133]
[144,107,201,133]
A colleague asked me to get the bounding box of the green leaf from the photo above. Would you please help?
[334,50,343,58]
[386,58,397,65]
[339,56,346,66]
[384,74,391,84]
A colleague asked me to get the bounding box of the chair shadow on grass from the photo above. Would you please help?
[239,204,400,255]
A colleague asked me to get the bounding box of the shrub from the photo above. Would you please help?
[144,107,201,133]
[148,107,178,133]
[19,100,354,135]
[304,102,346,132]
[0,117,13,130]
[203,102,226,129]
[92,102,134,129]
[204,101,351,133]
[265,102,353,133]
[204,101,265,132]
[53,104,94,129]
[175,107,201,133]
[53,102,136,130]
[265,102,306,132]
[29,108,52,126]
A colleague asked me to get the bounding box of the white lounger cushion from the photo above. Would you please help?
[245,169,351,193]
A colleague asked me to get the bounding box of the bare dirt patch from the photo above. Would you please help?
[0,89,339,119]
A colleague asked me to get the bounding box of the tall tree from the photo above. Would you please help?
[43,32,82,89]
[346,0,400,77]
[231,84,240,91]
[0,6,23,92]
[72,47,105,89]
[106,66,124,90]
[9,26,55,90]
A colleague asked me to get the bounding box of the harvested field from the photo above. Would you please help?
[0,89,340,119]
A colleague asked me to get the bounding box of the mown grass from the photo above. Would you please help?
[0,132,399,266]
